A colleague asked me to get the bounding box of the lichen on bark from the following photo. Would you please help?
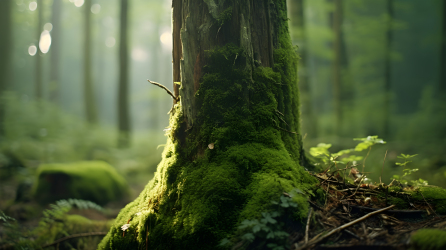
[98,1,316,249]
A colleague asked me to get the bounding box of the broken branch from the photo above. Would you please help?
[302,205,395,248]
[147,79,178,101]
[42,232,108,248]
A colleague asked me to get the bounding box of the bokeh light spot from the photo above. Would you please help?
[160,32,171,45]
[44,23,53,32]
[74,0,84,7]
[29,1,37,11]
[91,4,101,14]
[28,45,37,56]
[131,48,148,62]
[105,37,116,48]
[39,30,52,54]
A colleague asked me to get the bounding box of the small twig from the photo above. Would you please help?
[42,232,108,248]
[302,205,395,248]
[380,150,388,184]
[325,184,330,206]
[420,191,439,218]
[276,126,298,135]
[275,113,290,127]
[305,208,313,244]
[344,229,360,239]
[275,109,285,116]
[147,80,178,101]
[362,147,372,174]
[348,176,365,198]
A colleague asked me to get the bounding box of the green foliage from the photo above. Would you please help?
[391,154,427,186]
[217,7,233,26]
[353,136,386,151]
[0,93,163,192]
[0,199,108,249]
[220,191,303,250]
[396,153,418,167]
[309,135,386,164]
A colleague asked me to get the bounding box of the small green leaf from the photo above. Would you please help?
[252,225,261,233]
[266,232,275,239]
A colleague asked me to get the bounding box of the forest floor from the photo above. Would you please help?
[288,168,446,250]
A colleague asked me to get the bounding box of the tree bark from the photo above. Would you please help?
[49,0,61,103]
[36,0,43,100]
[83,0,98,124]
[0,0,12,137]
[117,0,131,147]
[99,1,314,249]
[440,0,446,94]
[383,0,393,137]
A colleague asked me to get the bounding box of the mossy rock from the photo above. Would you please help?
[411,229,446,250]
[33,161,129,205]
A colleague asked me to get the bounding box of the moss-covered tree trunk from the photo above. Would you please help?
[99,0,315,249]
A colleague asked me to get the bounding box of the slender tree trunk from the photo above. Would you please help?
[83,0,98,124]
[99,0,314,249]
[49,0,61,103]
[172,0,182,102]
[118,0,131,147]
[332,0,343,136]
[0,0,12,137]
[288,0,318,138]
[36,0,43,100]
[440,0,446,94]
[383,0,393,137]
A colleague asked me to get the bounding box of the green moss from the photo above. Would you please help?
[387,197,407,209]
[411,229,446,250]
[98,1,316,249]
[413,186,446,214]
[33,161,129,205]
[217,7,232,26]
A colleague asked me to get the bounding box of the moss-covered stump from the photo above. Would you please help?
[33,161,129,205]
[98,0,317,249]
[98,106,316,250]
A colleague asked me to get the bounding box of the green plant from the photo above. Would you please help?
[0,199,105,249]
[392,154,427,187]
[220,190,303,250]
[309,135,386,165]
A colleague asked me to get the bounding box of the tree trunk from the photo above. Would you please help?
[83,0,98,124]
[117,0,131,147]
[332,0,343,136]
[0,0,12,137]
[49,0,61,103]
[99,0,314,249]
[288,0,318,138]
[383,0,393,137]
[440,0,446,95]
[36,0,43,100]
